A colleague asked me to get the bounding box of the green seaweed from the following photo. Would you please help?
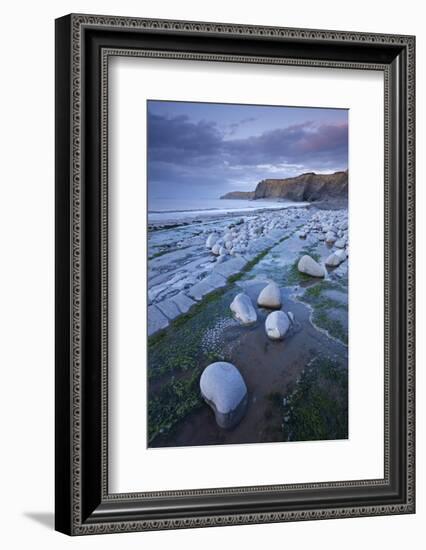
[228,250,269,283]
[260,391,286,441]
[303,281,333,298]
[285,260,313,285]
[299,281,348,344]
[234,234,294,286]
[148,288,229,381]
[313,310,348,345]
[148,369,204,444]
[229,235,291,284]
[149,243,194,261]
[282,357,348,442]
[148,222,189,232]
[172,289,226,329]
[147,290,232,443]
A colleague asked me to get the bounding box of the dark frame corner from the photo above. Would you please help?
[55,13,415,535]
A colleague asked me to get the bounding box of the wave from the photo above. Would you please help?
[148,207,221,214]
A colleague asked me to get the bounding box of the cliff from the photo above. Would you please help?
[253,170,348,202]
[220,191,255,200]
[220,170,348,202]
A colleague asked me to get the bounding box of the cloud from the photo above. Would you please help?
[224,121,348,166]
[148,114,222,165]
[226,117,257,136]
[147,112,348,197]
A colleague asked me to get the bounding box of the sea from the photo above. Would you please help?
[148,197,306,224]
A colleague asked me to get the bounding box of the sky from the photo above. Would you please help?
[147,100,348,199]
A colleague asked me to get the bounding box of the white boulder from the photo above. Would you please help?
[297,255,325,278]
[325,252,341,267]
[265,311,290,340]
[257,282,282,309]
[200,362,248,429]
[335,249,347,262]
[325,231,336,244]
[230,293,257,326]
[334,238,346,249]
[206,233,218,249]
[211,243,221,256]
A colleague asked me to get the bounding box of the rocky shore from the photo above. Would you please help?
[148,206,307,336]
[147,202,349,448]
[148,203,347,336]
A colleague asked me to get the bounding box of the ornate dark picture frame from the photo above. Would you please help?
[55,14,415,535]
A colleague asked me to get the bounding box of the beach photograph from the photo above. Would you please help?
[147,100,349,448]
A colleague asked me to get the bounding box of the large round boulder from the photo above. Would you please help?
[206,233,218,249]
[335,249,347,262]
[325,252,341,267]
[257,282,282,309]
[211,243,221,255]
[265,311,290,340]
[297,255,325,278]
[200,362,248,429]
[230,293,257,326]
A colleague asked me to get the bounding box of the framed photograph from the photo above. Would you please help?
[55,14,415,535]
